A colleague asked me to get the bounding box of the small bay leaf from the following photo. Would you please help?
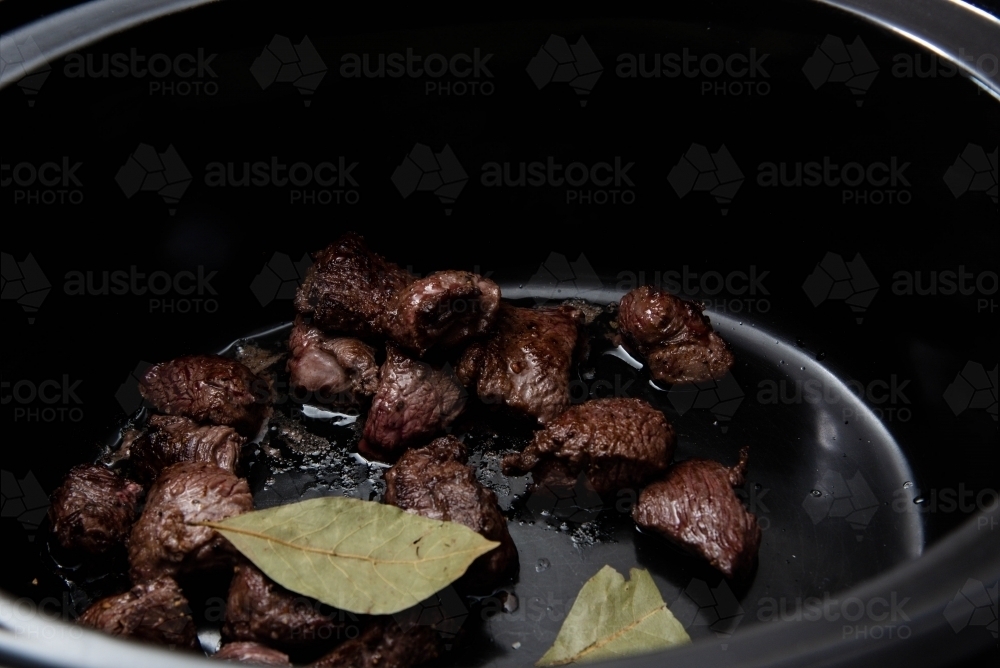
[199,496,499,615]
[536,565,690,666]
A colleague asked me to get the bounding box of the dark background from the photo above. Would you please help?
[2,0,997,665]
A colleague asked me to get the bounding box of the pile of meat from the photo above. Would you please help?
[47,233,760,667]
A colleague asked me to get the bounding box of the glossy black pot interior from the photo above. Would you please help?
[1,1,997,666]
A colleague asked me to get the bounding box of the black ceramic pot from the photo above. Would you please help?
[1,1,997,666]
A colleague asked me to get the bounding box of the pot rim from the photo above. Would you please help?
[1,1,997,666]
[1,0,998,97]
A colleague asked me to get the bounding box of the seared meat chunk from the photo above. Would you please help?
[359,345,466,461]
[213,642,292,666]
[79,576,198,649]
[140,355,270,437]
[384,270,501,355]
[287,316,378,403]
[632,447,760,579]
[223,563,349,648]
[48,464,142,554]
[617,286,734,384]
[502,398,674,494]
[309,619,440,668]
[131,414,246,482]
[294,233,414,337]
[384,437,518,590]
[129,462,253,583]
[457,304,582,424]
[295,235,498,354]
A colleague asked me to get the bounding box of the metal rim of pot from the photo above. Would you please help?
[1,1,997,666]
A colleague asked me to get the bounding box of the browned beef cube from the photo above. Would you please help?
[383,270,501,355]
[295,234,499,355]
[632,447,761,579]
[457,304,582,424]
[48,464,142,554]
[617,286,734,384]
[131,414,246,482]
[359,345,466,461]
[384,436,518,591]
[78,576,198,649]
[139,355,270,437]
[309,619,440,668]
[129,462,253,583]
[223,563,351,648]
[502,398,674,494]
[294,233,414,337]
[287,316,378,403]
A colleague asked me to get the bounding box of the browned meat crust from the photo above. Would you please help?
[78,576,198,649]
[287,316,378,403]
[359,345,466,461]
[632,446,761,579]
[130,414,246,482]
[128,462,253,583]
[503,397,674,494]
[223,563,351,648]
[48,464,142,554]
[308,619,440,668]
[295,234,499,354]
[384,436,518,591]
[617,286,733,384]
[140,355,270,437]
[295,233,414,337]
[457,304,582,424]
[383,270,501,355]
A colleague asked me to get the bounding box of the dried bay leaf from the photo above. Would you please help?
[537,565,690,666]
[199,496,499,615]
